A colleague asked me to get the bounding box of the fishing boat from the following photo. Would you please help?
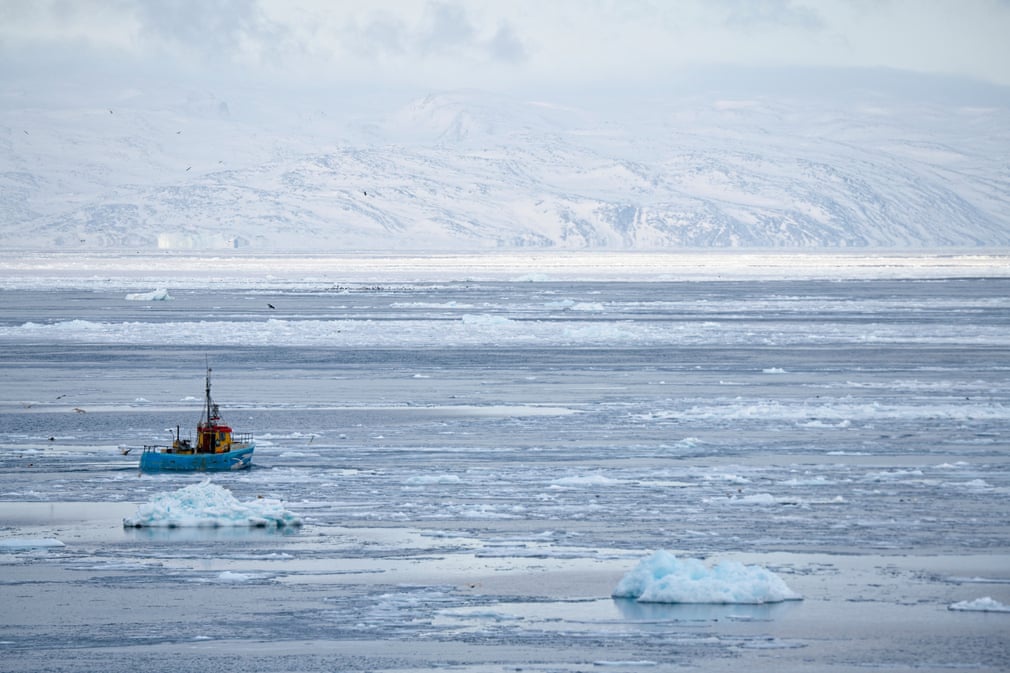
[140,367,254,472]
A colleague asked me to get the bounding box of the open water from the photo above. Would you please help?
[1,274,1009,671]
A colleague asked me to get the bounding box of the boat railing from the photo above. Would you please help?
[232,432,254,445]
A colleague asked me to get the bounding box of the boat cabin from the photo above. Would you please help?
[197,418,234,454]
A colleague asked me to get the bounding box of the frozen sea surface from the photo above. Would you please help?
[1,254,1008,672]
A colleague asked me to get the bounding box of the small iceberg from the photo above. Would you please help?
[613,550,802,604]
[125,288,173,301]
[123,479,301,528]
[948,597,1010,613]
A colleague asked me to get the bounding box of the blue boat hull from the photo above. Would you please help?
[140,445,254,472]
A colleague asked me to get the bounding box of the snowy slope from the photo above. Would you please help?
[2,86,1008,250]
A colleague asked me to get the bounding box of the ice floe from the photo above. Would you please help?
[210,571,267,583]
[551,474,623,488]
[948,597,1010,613]
[543,299,605,311]
[593,661,658,667]
[461,313,511,326]
[0,537,66,549]
[123,479,301,528]
[404,474,462,486]
[613,550,802,604]
[125,288,173,301]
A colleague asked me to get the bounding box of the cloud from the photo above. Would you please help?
[132,0,261,51]
[1,0,1008,92]
[488,21,526,63]
[357,12,408,56]
[342,1,527,67]
[131,0,294,66]
[0,0,297,75]
[416,1,476,55]
[717,0,824,31]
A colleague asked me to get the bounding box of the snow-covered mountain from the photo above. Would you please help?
[2,80,1009,250]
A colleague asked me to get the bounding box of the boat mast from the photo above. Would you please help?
[204,366,214,424]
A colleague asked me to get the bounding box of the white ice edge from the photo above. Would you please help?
[2,251,1010,288]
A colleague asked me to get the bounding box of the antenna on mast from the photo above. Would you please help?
[203,356,215,424]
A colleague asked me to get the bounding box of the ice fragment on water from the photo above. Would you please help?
[613,550,802,604]
[123,479,301,528]
[948,597,1010,613]
[0,538,66,549]
[125,288,173,301]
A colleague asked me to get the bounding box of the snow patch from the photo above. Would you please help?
[123,479,301,528]
[613,550,802,604]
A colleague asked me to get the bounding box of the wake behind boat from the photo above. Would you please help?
[140,367,254,472]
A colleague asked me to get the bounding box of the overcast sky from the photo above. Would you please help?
[3,0,1010,98]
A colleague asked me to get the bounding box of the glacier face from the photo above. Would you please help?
[2,83,1009,250]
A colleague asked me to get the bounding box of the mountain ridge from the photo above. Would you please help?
[2,83,1008,250]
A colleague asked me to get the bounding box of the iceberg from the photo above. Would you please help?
[123,479,301,528]
[613,550,802,604]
